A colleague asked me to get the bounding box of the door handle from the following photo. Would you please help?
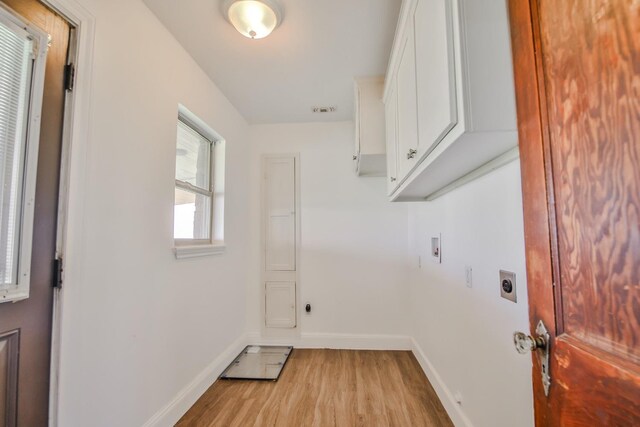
[407,149,417,159]
[514,320,551,396]
[513,331,546,353]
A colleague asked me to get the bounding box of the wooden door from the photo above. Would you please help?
[509,0,640,425]
[0,1,70,425]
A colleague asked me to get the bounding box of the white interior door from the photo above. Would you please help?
[265,281,296,328]
[264,157,296,271]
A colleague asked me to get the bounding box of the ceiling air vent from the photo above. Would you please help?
[312,106,336,113]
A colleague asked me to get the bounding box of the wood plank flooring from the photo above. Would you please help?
[177,349,454,427]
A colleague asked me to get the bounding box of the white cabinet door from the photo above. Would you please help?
[354,84,361,173]
[414,0,457,155]
[265,282,296,328]
[396,23,419,178]
[264,157,296,271]
[354,78,387,177]
[385,83,399,195]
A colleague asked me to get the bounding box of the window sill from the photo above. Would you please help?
[174,243,226,259]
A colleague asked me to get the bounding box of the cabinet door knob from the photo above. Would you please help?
[390,177,396,182]
[353,155,358,161]
[407,149,417,159]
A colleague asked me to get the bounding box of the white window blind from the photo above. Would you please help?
[0,20,34,287]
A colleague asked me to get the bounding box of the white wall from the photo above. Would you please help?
[408,161,534,427]
[246,122,409,342]
[244,123,533,427]
[58,0,250,426]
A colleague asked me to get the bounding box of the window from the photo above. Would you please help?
[0,9,48,301]
[173,107,225,258]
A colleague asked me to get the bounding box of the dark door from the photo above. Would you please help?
[509,0,640,425]
[0,0,71,425]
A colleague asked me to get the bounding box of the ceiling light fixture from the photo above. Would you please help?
[223,0,283,40]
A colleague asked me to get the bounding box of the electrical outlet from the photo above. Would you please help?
[454,391,463,405]
[465,266,472,288]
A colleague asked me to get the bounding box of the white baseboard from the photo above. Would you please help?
[142,334,248,427]
[410,338,473,427]
[246,331,412,350]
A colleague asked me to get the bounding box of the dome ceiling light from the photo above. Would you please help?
[223,0,283,40]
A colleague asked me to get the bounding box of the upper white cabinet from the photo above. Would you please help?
[384,0,518,200]
[354,77,386,177]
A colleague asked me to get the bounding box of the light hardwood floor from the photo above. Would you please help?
[178,349,454,427]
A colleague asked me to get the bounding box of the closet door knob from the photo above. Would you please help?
[390,177,396,182]
[407,149,417,159]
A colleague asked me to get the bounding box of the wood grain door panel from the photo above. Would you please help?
[509,0,640,425]
[539,0,640,362]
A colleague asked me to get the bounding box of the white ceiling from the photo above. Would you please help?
[143,0,402,124]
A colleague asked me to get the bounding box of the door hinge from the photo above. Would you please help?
[53,258,63,289]
[64,63,75,92]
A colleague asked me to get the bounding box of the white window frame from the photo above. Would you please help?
[0,6,49,303]
[173,105,225,259]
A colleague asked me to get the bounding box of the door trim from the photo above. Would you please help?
[35,0,95,425]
